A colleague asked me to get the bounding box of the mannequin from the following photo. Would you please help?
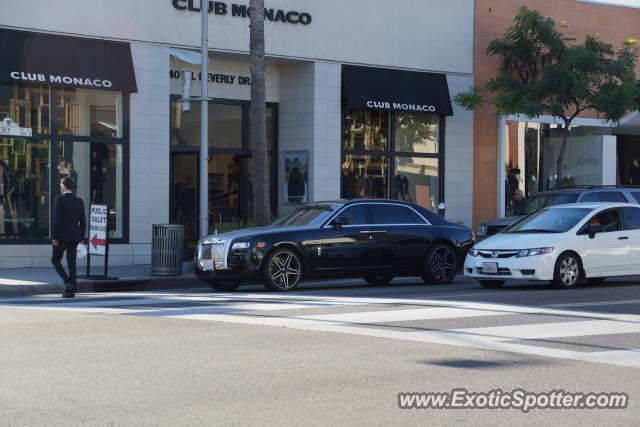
[629,158,640,185]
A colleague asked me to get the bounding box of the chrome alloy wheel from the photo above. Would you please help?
[429,246,457,282]
[559,257,579,286]
[268,251,302,289]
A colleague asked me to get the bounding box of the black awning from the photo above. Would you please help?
[0,29,137,92]
[342,65,452,116]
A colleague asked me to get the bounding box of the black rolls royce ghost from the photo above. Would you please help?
[195,199,474,291]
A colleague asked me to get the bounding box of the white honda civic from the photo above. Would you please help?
[464,203,640,289]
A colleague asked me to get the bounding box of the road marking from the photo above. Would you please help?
[2,291,640,368]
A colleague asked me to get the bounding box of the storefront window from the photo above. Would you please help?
[342,110,389,151]
[0,83,51,134]
[58,141,123,238]
[0,138,50,239]
[394,157,439,212]
[341,108,442,211]
[171,102,243,148]
[55,88,122,137]
[341,154,389,198]
[394,113,439,154]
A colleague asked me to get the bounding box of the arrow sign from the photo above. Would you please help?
[91,234,106,249]
[88,204,108,256]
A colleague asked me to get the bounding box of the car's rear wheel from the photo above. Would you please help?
[262,248,303,291]
[207,280,241,291]
[552,252,582,289]
[479,280,505,288]
[363,274,394,286]
[421,243,457,284]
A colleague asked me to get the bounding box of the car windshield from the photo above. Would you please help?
[270,204,338,227]
[505,207,592,234]
[514,193,579,216]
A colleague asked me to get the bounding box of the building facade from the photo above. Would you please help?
[473,0,640,228]
[0,0,475,268]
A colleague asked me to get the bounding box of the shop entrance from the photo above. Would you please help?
[171,152,252,242]
[617,135,640,185]
[170,99,277,248]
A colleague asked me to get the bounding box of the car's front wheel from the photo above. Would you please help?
[363,274,394,286]
[262,248,303,291]
[421,243,458,285]
[207,280,241,292]
[552,252,582,289]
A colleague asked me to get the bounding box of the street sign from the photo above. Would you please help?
[89,204,108,256]
[0,118,32,137]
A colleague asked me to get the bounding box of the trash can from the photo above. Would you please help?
[151,224,184,276]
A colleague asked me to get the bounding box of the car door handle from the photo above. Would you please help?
[360,230,387,234]
[618,236,629,240]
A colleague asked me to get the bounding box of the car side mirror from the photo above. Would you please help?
[332,216,349,230]
[588,224,604,239]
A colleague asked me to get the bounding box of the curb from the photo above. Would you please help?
[0,275,205,297]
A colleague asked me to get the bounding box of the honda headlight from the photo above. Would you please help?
[469,248,480,257]
[517,247,554,257]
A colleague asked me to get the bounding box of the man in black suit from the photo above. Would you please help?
[52,177,86,298]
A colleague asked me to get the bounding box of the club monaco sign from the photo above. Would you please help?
[366,100,437,113]
[172,0,312,25]
[9,71,113,88]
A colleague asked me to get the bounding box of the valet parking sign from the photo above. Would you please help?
[89,205,108,256]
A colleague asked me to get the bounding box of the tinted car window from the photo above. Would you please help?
[622,207,640,230]
[599,192,627,202]
[339,205,370,225]
[588,209,621,233]
[271,204,338,226]
[580,192,600,203]
[632,192,640,204]
[372,204,424,224]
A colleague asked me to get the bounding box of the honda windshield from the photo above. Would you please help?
[505,207,593,234]
[514,193,579,216]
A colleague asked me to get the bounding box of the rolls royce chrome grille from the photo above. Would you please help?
[198,240,229,270]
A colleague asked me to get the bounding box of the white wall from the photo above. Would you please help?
[443,75,474,226]
[277,61,342,213]
[1,0,473,75]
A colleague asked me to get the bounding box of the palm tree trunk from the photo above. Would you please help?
[556,121,570,188]
[249,0,271,226]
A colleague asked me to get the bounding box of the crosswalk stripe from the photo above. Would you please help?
[2,290,640,368]
[451,319,640,341]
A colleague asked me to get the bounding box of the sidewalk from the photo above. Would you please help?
[0,262,202,297]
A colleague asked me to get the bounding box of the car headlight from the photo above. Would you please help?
[469,248,480,257]
[200,237,225,245]
[231,241,251,250]
[516,247,554,257]
[477,225,487,236]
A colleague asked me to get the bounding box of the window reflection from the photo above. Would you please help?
[342,110,388,151]
[59,141,123,238]
[341,154,388,199]
[0,138,49,239]
[54,88,122,137]
[0,83,50,134]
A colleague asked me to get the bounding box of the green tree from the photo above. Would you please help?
[455,6,639,187]
[250,0,271,225]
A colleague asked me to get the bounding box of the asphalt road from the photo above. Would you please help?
[1,277,640,426]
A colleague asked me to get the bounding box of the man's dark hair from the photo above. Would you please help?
[61,177,75,190]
